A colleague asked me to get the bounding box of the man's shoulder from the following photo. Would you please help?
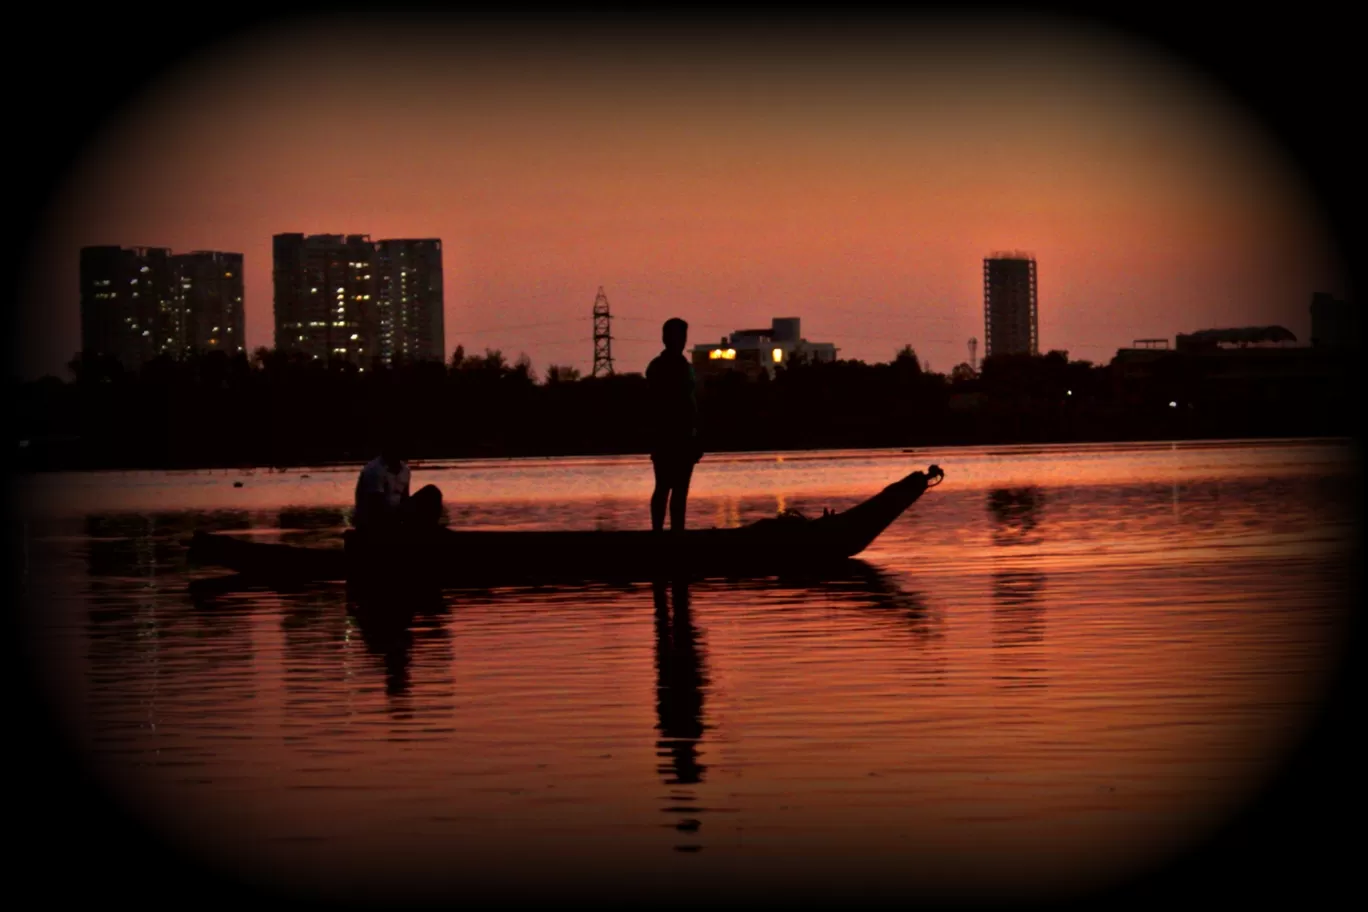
[357,458,385,491]
[360,456,404,481]
[649,352,689,368]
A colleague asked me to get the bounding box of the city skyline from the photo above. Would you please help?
[18,16,1352,381]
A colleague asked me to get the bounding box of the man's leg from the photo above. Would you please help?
[669,461,694,531]
[651,456,670,532]
[409,484,443,526]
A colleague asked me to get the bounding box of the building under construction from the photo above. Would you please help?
[983,253,1038,359]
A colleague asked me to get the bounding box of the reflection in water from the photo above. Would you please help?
[992,570,1047,656]
[987,486,1045,547]
[653,579,709,850]
[184,572,455,722]
[988,489,1048,688]
[347,586,446,702]
[278,507,348,547]
[80,514,260,806]
[84,510,258,681]
[712,496,741,529]
[281,585,353,732]
[24,442,1356,904]
[85,510,253,578]
[799,560,943,644]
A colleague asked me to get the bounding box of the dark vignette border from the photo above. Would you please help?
[4,5,1362,909]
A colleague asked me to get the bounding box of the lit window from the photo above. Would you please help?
[772,348,783,362]
[140,266,149,273]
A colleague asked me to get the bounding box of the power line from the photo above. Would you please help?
[448,318,582,335]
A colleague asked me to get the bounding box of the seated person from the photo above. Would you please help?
[354,444,443,534]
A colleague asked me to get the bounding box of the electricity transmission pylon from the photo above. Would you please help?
[592,287,614,377]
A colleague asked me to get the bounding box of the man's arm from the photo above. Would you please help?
[355,468,385,527]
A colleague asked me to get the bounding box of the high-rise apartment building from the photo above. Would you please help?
[171,251,245,356]
[983,253,1038,358]
[375,239,444,364]
[81,245,247,369]
[272,233,379,366]
[274,233,444,367]
[79,246,171,368]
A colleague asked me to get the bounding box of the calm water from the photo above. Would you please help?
[15,439,1359,904]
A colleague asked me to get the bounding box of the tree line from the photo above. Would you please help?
[10,342,1357,471]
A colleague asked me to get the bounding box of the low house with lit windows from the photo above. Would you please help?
[692,317,838,381]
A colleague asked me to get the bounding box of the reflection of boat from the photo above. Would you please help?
[188,465,943,587]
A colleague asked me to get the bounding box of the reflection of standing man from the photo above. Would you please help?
[654,579,708,786]
[646,318,702,532]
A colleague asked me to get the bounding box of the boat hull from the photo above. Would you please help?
[189,465,942,587]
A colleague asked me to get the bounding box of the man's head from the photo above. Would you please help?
[378,424,409,472]
[380,444,404,473]
[662,317,688,354]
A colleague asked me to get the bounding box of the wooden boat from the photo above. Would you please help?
[189,464,944,588]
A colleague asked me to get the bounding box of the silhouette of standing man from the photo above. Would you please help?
[647,318,702,532]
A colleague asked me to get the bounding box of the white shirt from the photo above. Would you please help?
[354,456,411,529]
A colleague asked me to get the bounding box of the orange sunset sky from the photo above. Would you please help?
[15,13,1350,380]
